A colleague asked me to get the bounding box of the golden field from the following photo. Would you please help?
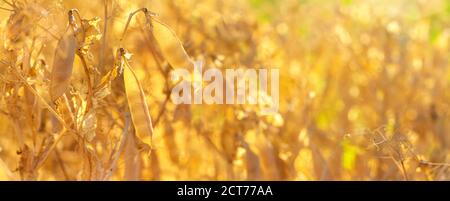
[0,0,449,180]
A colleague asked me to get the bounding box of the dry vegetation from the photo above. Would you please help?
[0,0,449,180]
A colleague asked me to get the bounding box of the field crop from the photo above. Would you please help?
[0,0,449,181]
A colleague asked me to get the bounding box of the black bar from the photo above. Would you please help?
[0,181,447,200]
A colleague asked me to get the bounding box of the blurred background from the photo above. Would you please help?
[0,0,449,180]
